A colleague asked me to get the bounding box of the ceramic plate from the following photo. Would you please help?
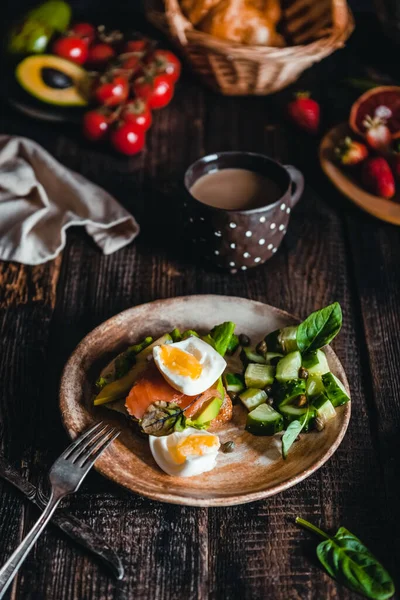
[320,123,400,225]
[60,295,351,507]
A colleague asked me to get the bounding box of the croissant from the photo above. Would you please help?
[197,0,285,46]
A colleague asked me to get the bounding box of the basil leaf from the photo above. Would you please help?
[318,527,395,600]
[296,518,395,600]
[296,303,342,353]
[140,401,188,437]
[281,407,309,459]
[210,322,236,357]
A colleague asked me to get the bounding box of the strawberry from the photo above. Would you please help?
[287,91,320,134]
[363,115,392,152]
[334,136,368,166]
[362,157,395,198]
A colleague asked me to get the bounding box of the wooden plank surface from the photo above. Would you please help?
[0,8,399,600]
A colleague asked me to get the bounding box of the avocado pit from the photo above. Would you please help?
[41,67,73,89]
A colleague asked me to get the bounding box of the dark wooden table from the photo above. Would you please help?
[0,7,399,599]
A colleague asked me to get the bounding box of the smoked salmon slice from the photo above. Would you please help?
[125,361,221,420]
[125,362,183,419]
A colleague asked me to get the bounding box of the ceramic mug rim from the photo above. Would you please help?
[184,151,292,216]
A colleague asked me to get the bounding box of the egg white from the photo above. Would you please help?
[149,428,220,477]
[153,336,226,396]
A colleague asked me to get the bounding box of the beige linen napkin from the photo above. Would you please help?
[0,135,139,265]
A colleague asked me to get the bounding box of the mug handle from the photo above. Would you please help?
[284,165,304,208]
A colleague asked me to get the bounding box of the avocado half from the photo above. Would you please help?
[15,55,89,107]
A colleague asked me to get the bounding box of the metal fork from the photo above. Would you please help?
[0,422,120,598]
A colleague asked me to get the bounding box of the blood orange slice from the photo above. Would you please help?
[349,86,400,139]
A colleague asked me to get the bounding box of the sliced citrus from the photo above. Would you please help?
[349,86,400,139]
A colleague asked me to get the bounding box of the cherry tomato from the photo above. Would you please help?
[70,22,96,45]
[122,99,152,132]
[94,75,129,106]
[52,36,88,65]
[133,73,174,110]
[87,43,116,68]
[111,122,145,155]
[83,110,109,141]
[145,49,181,83]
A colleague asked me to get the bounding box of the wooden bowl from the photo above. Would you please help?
[60,295,351,507]
[320,123,400,225]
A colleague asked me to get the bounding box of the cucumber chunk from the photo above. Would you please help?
[265,325,298,353]
[322,372,350,406]
[279,404,316,431]
[240,346,266,365]
[244,364,275,388]
[239,388,267,411]
[306,375,324,398]
[274,379,306,407]
[276,351,301,382]
[224,373,245,394]
[302,351,319,369]
[303,349,330,376]
[246,404,284,436]
[266,352,283,365]
[313,396,337,423]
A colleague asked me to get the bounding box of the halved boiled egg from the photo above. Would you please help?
[149,428,220,477]
[153,336,226,396]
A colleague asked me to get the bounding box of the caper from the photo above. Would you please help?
[299,367,309,379]
[256,340,267,356]
[267,397,274,406]
[264,385,273,395]
[221,441,235,453]
[239,333,250,347]
[228,391,239,404]
[297,394,307,407]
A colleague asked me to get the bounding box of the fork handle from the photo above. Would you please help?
[0,492,61,598]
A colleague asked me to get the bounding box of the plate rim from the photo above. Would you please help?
[319,123,400,226]
[59,294,351,507]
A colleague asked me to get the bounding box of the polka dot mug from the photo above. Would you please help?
[183,152,304,271]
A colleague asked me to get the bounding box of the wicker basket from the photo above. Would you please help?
[146,0,354,95]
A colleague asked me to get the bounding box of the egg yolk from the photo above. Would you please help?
[159,345,202,380]
[169,435,218,464]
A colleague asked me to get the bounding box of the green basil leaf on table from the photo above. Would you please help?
[296,303,342,353]
[296,518,395,600]
[281,406,309,459]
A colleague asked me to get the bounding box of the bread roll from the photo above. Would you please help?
[198,0,285,46]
